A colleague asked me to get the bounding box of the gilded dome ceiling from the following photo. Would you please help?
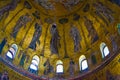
[0,0,120,80]
[30,0,85,17]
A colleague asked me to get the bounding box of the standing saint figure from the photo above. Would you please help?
[84,16,98,44]
[0,0,19,21]
[11,13,31,38]
[44,59,54,75]
[70,26,82,52]
[50,24,61,54]
[1,71,9,80]
[19,52,26,67]
[29,23,42,50]
[0,38,7,54]
[69,59,75,76]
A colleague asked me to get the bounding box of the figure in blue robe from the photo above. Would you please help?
[29,23,42,50]
[19,53,26,67]
[0,38,7,54]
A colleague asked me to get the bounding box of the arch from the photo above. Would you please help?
[100,42,110,58]
[79,55,88,71]
[56,60,63,73]
[32,55,40,65]
[29,55,39,71]
[6,44,18,59]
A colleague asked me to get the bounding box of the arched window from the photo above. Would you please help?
[6,44,18,60]
[100,42,110,58]
[56,60,63,74]
[79,55,88,71]
[29,55,39,71]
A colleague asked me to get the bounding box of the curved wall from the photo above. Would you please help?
[0,0,120,80]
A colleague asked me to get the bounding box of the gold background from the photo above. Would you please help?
[0,0,120,79]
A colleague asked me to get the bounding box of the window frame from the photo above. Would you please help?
[29,55,39,71]
[80,59,88,71]
[100,42,110,59]
[56,60,63,74]
[79,55,88,72]
[6,44,18,60]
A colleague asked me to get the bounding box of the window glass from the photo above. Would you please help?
[30,64,37,71]
[81,60,88,70]
[29,55,39,71]
[6,51,13,59]
[56,65,63,73]
[104,46,109,57]
[79,55,88,71]
[6,44,18,59]
[56,60,63,73]
[100,42,110,58]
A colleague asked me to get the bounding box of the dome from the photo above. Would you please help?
[0,0,120,80]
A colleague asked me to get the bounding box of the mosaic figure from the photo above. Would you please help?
[1,71,9,80]
[84,16,99,44]
[29,23,42,50]
[62,0,80,11]
[25,55,29,63]
[70,26,82,52]
[90,12,109,35]
[34,0,54,10]
[91,54,97,65]
[0,0,19,21]
[44,59,54,75]
[17,50,23,59]
[11,13,31,38]
[19,53,26,67]
[69,59,74,76]
[109,35,118,52]
[34,0,81,11]
[0,38,7,54]
[50,24,61,54]
[93,2,114,24]
[94,11,109,26]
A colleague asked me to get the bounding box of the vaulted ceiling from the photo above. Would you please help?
[0,0,120,79]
